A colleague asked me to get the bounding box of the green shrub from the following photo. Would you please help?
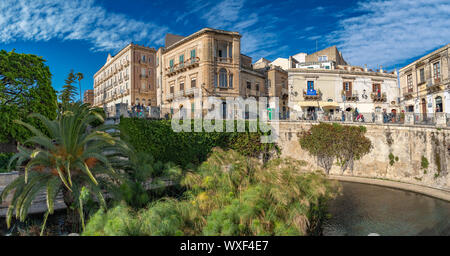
[119,118,278,167]
[83,149,340,236]
[421,156,429,170]
[0,153,14,173]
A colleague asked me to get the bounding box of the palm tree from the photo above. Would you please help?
[0,102,129,235]
[76,72,84,102]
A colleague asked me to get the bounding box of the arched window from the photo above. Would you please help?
[136,98,140,105]
[142,99,146,106]
[435,96,443,112]
[219,68,227,88]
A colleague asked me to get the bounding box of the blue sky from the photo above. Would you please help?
[0,0,449,95]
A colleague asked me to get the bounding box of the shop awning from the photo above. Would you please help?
[319,102,339,108]
[298,101,320,107]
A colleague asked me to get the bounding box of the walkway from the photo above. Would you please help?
[329,175,450,202]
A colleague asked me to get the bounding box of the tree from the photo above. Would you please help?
[59,70,78,104]
[299,123,372,175]
[0,102,130,235]
[0,49,57,144]
[76,72,84,102]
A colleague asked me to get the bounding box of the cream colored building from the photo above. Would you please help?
[288,47,399,120]
[399,44,450,117]
[157,28,268,117]
[93,43,157,116]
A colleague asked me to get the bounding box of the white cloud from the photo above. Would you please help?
[0,0,169,52]
[328,0,450,68]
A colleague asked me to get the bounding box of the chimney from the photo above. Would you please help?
[364,64,368,72]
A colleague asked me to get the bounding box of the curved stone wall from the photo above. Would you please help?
[276,121,450,191]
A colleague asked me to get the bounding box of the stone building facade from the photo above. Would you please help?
[93,43,157,116]
[156,28,269,117]
[288,65,400,120]
[399,44,450,118]
[83,89,94,105]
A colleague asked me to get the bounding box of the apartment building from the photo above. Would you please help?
[83,89,94,105]
[399,44,450,116]
[156,28,268,117]
[93,43,157,116]
[287,47,399,120]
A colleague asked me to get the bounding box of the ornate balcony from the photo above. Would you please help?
[185,87,200,97]
[371,92,387,102]
[303,89,321,100]
[341,90,358,101]
[215,57,232,63]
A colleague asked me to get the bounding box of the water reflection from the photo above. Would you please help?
[323,181,450,236]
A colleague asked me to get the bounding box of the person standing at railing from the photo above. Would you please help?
[383,109,388,123]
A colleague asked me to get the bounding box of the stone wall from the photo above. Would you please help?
[275,121,450,191]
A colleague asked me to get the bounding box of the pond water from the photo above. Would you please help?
[323,181,450,236]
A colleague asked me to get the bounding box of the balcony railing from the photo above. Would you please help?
[303,89,321,100]
[175,90,185,98]
[370,92,387,102]
[185,87,200,96]
[166,57,200,77]
[215,57,232,63]
[341,90,358,101]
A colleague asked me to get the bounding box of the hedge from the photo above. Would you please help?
[119,118,278,167]
[0,153,14,173]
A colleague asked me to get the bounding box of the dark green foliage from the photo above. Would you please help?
[0,153,14,173]
[59,70,79,104]
[111,151,183,209]
[0,49,57,143]
[1,102,130,235]
[119,118,278,168]
[83,149,340,236]
[299,123,372,174]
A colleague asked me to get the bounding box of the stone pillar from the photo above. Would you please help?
[317,111,324,121]
[404,112,414,125]
[345,112,353,122]
[436,112,446,127]
[375,112,383,124]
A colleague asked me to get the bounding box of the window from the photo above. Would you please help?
[419,68,425,83]
[169,59,174,71]
[307,81,314,90]
[435,96,443,112]
[256,83,259,91]
[344,82,351,91]
[141,68,146,77]
[218,50,223,58]
[170,86,174,93]
[219,68,227,87]
[318,55,328,62]
[179,55,184,67]
[180,82,184,91]
[433,62,441,80]
[372,84,381,93]
[141,55,146,62]
[191,78,196,88]
[407,74,413,91]
[141,83,145,89]
[229,74,233,88]
[190,49,196,62]
[228,43,232,58]
[136,98,140,104]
